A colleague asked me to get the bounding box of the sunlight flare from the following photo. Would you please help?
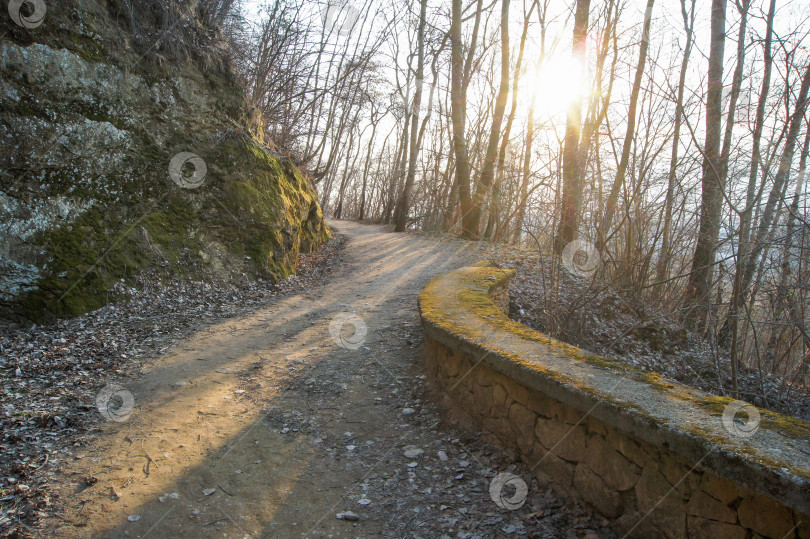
[532,56,586,118]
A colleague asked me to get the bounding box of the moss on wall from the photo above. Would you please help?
[419,264,810,445]
[419,262,810,523]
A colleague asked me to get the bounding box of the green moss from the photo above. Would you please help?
[690,394,810,440]
[77,105,127,130]
[759,414,810,439]
[65,32,106,62]
[432,266,637,372]
[681,422,736,447]
[692,395,737,416]
[210,138,326,279]
[733,445,810,480]
[18,198,202,319]
[14,104,41,117]
[420,264,810,450]
[19,132,329,321]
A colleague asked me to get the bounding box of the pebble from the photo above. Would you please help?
[203,488,217,496]
[403,447,424,459]
[437,450,448,461]
[336,511,360,521]
[407,462,418,468]
[127,515,140,522]
[358,498,371,505]
[401,408,416,415]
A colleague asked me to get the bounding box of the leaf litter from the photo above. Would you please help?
[0,236,345,537]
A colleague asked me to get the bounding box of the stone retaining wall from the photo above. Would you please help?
[418,264,810,539]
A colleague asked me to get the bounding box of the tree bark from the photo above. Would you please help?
[484,0,536,241]
[394,0,427,232]
[513,94,536,244]
[451,0,475,237]
[684,0,728,326]
[468,0,511,239]
[764,126,810,370]
[714,0,751,348]
[384,119,410,223]
[720,0,775,352]
[359,118,379,222]
[553,0,591,253]
[740,62,810,295]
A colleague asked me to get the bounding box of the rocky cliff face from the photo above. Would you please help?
[0,0,329,320]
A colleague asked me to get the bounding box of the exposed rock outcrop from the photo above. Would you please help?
[0,0,329,320]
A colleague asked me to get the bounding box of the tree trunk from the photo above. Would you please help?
[720,0,775,351]
[484,0,535,241]
[657,0,696,283]
[359,121,379,221]
[598,0,654,249]
[333,132,359,219]
[553,0,591,253]
[394,0,427,232]
[451,0,474,237]
[714,0,750,348]
[740,62,810,295]
[736,0,776,260]
[385,118,410,223]
[684,0,728,326]
[764,127,810,369]
[513,95,536,244]
[468,0,511,239]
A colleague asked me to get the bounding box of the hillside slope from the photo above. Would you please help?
[0,0,329,320]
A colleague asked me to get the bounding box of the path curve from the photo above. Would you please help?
[43,221,615,538]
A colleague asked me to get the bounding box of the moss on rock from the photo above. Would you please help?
[14,137,328,320]
[1,1,329,320]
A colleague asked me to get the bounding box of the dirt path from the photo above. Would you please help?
[42,221,615,539]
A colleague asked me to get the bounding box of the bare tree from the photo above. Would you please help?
[685,0,728,326]
[451,0,484,238]
[467,0,511,239]
[394,0,428,232]
[598,0,655,250]
[554,0,591,253]
[656,0,696,283]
